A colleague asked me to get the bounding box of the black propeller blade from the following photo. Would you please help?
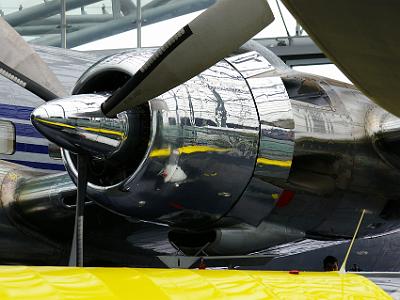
[102,0,274,117]
[68,155,88,267]
[0,17,66,101]
[0,61,59,101]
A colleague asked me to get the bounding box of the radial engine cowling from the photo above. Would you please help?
[49,49,295,230]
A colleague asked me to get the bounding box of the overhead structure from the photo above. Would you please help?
[0,0,217,48]
[34,0,217,48]
[3,0,104,27]
[1,0,335,67]
[255,36,329,67]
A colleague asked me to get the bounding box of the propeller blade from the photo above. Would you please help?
[102,0,274,117]
[0,17,67,101]
[68,155,87,267]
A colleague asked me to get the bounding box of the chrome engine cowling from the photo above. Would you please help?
[61,48,295,229]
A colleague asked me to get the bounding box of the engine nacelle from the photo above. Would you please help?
[61,47,295,230]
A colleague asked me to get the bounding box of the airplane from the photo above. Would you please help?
[0,0,398,270]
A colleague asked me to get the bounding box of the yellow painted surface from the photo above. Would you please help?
[257,157,292,168]
[35,118,124,137]
[0,267,390,299]
[35,117,75,129]
[272,193,280,200]
[81,126,125,137]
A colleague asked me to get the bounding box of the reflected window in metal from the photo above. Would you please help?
[0,120,15,155]
[282,77,331,107]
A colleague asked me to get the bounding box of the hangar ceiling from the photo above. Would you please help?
[0,0,327,66]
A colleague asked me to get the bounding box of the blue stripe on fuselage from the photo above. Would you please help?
[0,103,43,138]
[0,104,64,171]
[0,103,34,120]
[15,123,43,138]
[3,159,65,171]
[16,142,48,154]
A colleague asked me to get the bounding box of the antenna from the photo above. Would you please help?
[339,209,366,273]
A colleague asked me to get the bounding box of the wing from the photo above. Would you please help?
[281,0,400,117]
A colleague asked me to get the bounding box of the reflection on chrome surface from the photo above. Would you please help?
[225,51,295,228]
[121,58,259,226]
[31,94,129,159]
[67,52,261,227]
[52,46,400,242]
[227,51,295,183]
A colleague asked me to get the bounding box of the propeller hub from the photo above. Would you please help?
[31,94,130,159]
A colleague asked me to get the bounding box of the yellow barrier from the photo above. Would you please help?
[0,267,390,299]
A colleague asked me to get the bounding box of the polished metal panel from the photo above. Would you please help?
[66,53,260,227]
[74,49,155,92]
[227,177,282,227]
[265,74,400,239]
[227,50,276,78]
[225,51,295,228]
[31,94,129,159]
[15,172,77,222]
[226,51,295,183]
